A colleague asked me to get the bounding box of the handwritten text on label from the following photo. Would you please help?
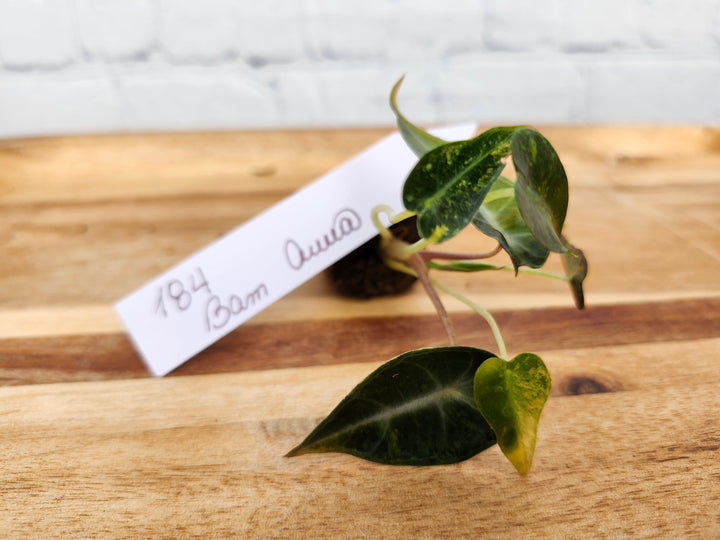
[284,208,362,270]
[155,267,211,317]
[115,123,478,377]
[205,284,270,332]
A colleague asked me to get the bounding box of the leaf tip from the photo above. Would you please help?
[500,418,543,475]
[561,238,588,310]
[389,74,406,115]
[504,444,534,475]
[284,442,314,458]
[284,446,302,458]
[570,278,585,310]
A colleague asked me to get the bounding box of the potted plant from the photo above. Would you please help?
[287,77,588,474]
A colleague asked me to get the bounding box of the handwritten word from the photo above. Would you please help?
[284,208,362,271]
[205,284,269,332]
[155,267,211,317]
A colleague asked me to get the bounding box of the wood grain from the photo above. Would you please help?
[0,297,718,387]
[2,127,719,316]
[1,338,718,538]
[1,126,719,537]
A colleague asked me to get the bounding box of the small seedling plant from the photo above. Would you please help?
[287,78,588,474]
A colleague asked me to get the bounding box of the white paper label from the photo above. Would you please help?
[115,123,477,376]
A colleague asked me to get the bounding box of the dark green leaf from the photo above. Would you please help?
[286,346,498,465]
[473,353,552,474]
[472,176,550,270]
[561,237,588,309]
[512,128,569,253]
[403,127,521,242]
[390,76,447,158]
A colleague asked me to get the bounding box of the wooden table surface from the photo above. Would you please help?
[1,126,719,538]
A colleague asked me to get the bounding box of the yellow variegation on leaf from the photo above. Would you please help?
[473,353,552,474]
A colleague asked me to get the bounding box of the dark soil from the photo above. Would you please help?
[327,216,420,298]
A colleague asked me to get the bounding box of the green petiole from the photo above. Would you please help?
[431,279,508,361]
[428,260,572,282]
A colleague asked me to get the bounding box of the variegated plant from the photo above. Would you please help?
[288,77,587,474]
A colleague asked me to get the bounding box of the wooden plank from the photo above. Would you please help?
[2,127,719,206]
[1,179,719,340]
[1,297,719,387]
[0,127,719,537]
[2,128,719,318]
[0,129,389,204]
[1,338,718,538]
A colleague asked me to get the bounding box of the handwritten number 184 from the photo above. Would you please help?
[155,268,211,317]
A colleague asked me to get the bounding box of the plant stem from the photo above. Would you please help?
[514,267,571,281]
[371,204,418,239]
[428,260,572,282]
[390,209,416,224]
[371,204,396,240]
[421,243,502,261]
[385,249,508,359]
[386,226,446,261]
[405,253,457,346]
[374,203,505,352]
[431,279,508,361]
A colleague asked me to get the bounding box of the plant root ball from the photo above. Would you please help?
[327,216,420,298]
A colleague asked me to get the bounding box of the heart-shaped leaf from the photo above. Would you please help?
[472,176,550,270]
[403,127,520,242]
[287,346,498,466]
[473,353,551,474]
[390,76,447,158]
[512,128,569,253]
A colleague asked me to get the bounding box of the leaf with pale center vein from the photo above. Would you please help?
[287,346,498,465]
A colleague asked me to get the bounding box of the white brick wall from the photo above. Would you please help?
[0,0,76,69]
[75,0,156,62]
[0,0,718,138]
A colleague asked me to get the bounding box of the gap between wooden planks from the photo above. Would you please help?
[0,297,719,386]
